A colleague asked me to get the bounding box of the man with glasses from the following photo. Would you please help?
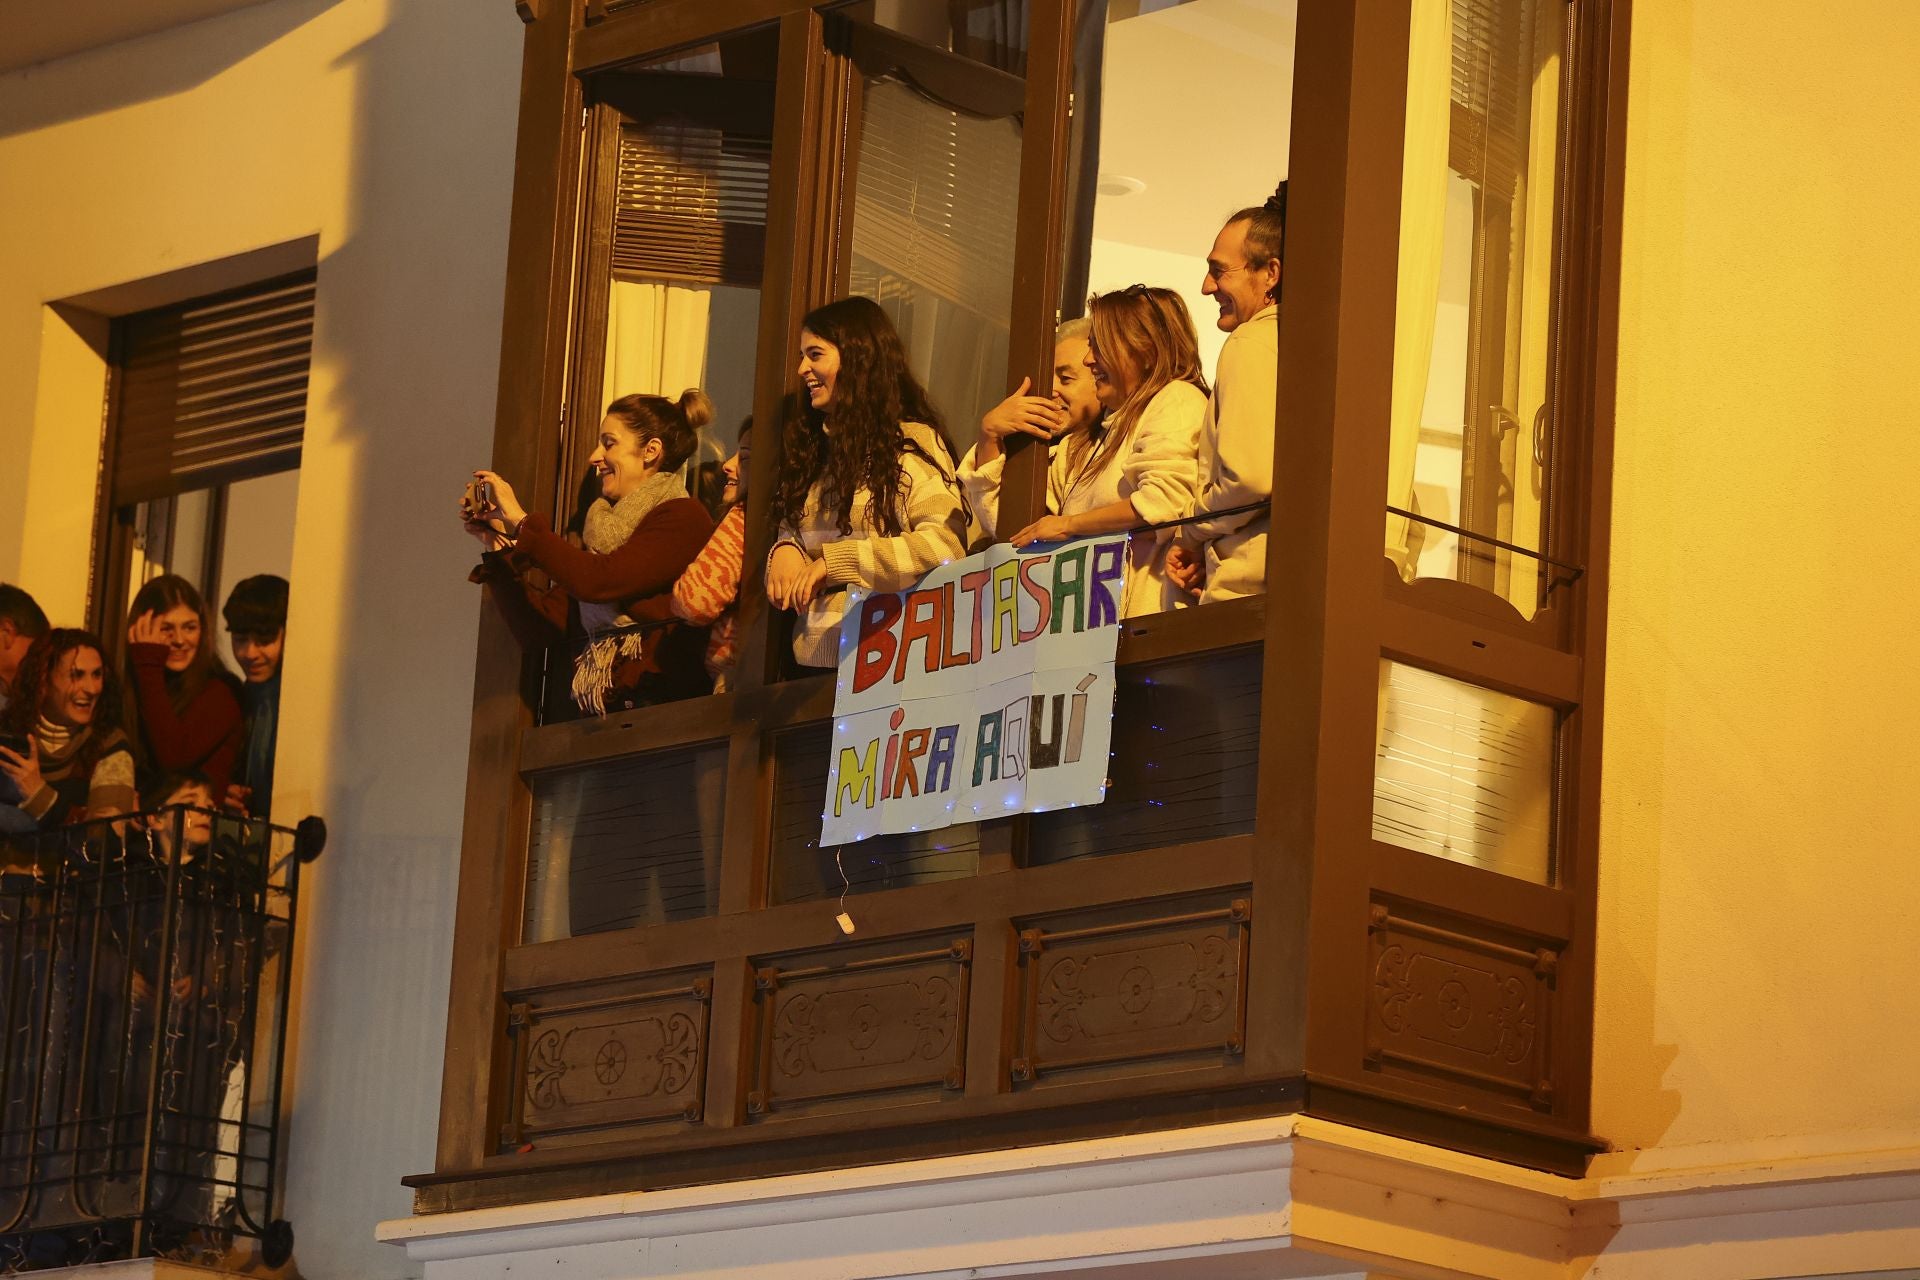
[1167,183,1285,604]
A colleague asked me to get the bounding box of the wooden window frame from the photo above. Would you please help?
[419,0,1630,1212]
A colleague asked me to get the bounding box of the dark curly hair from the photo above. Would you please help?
[771,297,958,537]
[0,629,125,780]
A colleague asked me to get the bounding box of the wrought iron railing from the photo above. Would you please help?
[0,806,322,1270]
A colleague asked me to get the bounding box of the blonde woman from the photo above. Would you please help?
[987,287,1208,617]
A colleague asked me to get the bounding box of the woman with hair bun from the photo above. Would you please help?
[466,388,716,712]
[765,296,971,668]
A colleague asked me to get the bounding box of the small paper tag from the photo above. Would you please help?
[835,912,857,936]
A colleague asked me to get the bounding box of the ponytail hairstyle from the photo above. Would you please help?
[126,574,238,720]
[773,296,959,537]
[1225,179,1287,306]
[603,388,714,474]
[1077,285,1210,478]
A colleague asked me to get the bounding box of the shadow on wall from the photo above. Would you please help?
[275,3,520,1278]
[0,0,344,140]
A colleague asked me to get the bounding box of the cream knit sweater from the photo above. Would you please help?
[1182,303,1279,603]
[775,421,971,668]
[957,380,1205,618]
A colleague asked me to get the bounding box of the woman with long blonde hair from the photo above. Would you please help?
[999,285,1209,616]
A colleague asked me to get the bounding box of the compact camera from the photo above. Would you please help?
[460,479,495,523]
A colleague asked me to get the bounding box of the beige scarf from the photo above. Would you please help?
[572,472,687,713]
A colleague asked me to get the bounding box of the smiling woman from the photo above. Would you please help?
[0,629,137,829]
[122,573,244,799]
[464,390,716,715]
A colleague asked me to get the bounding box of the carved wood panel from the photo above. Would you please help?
[503,972,711,1145]
[1364,901,1557,1109]
[749,936,972,1116]
[1012,896,1250,1082]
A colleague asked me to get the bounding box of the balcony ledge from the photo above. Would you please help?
[379,1117,1920,1279]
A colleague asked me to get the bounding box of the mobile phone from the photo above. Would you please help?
[0,733,30,760]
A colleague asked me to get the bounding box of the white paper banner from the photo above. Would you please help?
[820,535,1126,845]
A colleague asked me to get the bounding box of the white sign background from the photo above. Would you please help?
[820,536,1125,846]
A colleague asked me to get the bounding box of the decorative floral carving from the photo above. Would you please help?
[1494,975,1534,1064]
[773,993,818,1079]
[656,1011,699,1093]
[594,1038,628,1086]
[1372,944,1413,1034]
[525,1029,566,1110]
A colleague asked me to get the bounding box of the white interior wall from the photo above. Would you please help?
[0,2,522,1276]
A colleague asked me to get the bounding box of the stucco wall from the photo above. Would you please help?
[1594,0,1920,1171]
[0,1,522,1275]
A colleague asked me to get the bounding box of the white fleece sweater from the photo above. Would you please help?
[774,421,971,668]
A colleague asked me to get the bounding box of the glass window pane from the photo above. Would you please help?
[523,744,728,942]
[1386,0,1566,617]
[1028,647,1261,865]
[1060,0,1298,376]
[589,29,779,509]
[1372,659,1554,883]
[841,2,1026,449]
[771,723,979,904]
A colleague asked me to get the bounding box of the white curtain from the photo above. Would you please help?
[1385,0,1454,579]
[603,279,712,411]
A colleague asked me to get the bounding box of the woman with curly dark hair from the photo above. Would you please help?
[0,629,137,829]
[764,296,971,668]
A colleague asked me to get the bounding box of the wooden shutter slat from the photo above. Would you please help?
[111,268,316,506]
[611,117,770,287]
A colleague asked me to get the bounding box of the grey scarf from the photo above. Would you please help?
[572,471,687,713]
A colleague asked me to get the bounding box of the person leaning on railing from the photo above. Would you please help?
[764,296,971,669]
[465,390,716,714]
[1166,183,1286,605]
[964,288,1208,618]
[0,628,137,832]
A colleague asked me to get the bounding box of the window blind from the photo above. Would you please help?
[612,119,771,288]
[848,76,1021,321]
[110,270,316,506]
[1448,0,1532,196]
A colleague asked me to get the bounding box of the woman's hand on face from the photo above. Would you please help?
[472,470,527,531]
[765,542,812,610]
[0,737,42,800]
[127,611,166,648]
[1164,543,1204,595]
[981,378,1067,444]
[1011,514,1075,548]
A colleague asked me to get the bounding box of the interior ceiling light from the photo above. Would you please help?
[1097,173,1147,197]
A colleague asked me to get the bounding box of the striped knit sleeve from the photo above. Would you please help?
[86,744,138,819]
[956,444,1004,540]
[673,506,747,625]
[819,452,969,592]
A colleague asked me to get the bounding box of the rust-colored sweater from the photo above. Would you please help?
[127,643,244,796]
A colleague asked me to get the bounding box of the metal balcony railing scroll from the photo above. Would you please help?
[0,806,323,1271]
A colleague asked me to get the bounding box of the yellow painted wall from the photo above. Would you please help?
[1595,0,1920,1172]
[0,1,521,1274]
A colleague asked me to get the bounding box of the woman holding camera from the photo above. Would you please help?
[765,297,971,669]
[466,390,715,712]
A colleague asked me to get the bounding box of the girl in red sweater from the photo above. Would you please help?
[124,575,244,799]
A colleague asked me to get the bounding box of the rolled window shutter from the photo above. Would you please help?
[849,76,1021,321]
[111,270,315,505]
[612,119,771,287]
[1448,0,1531,197]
